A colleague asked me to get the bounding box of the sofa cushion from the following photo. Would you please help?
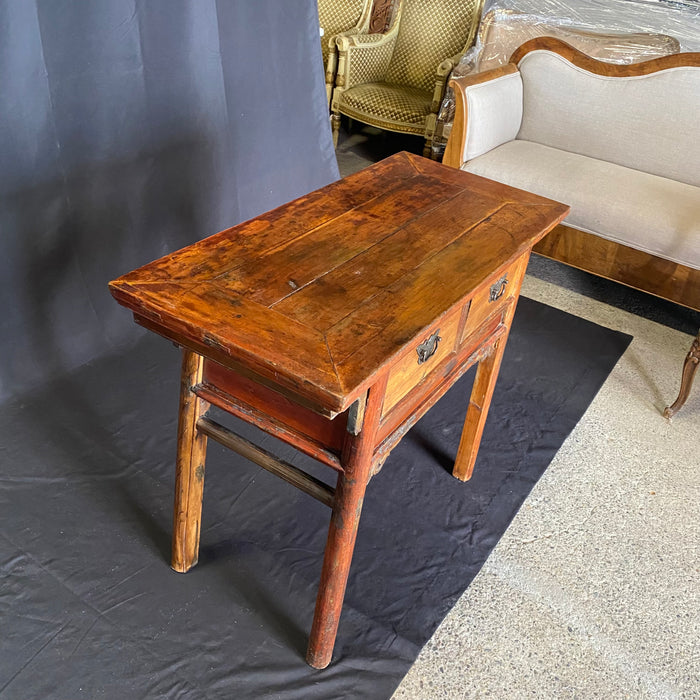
[516,50,700,188]
[463,140,700,269]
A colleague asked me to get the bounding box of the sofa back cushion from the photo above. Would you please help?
[516,49,700,188]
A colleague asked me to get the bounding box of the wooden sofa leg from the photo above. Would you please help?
[663,331,700,418]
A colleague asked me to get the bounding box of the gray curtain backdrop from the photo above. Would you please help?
[0,0,339,402]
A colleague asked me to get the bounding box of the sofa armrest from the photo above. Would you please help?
[443,64,523,169]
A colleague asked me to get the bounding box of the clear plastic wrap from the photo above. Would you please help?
[433,0,700,158]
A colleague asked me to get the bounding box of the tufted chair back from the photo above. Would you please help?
[385,0,483,91]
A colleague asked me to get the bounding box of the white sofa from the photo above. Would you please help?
[443,37,700,414]
[443,37,700,314]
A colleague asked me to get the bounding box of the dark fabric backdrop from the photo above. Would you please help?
[0,0,339,402]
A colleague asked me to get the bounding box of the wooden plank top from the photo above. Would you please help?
[110,152,568,415]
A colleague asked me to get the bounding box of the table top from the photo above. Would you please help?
[110,152,568,415]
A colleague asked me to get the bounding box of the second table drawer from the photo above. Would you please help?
[461,255,527,343]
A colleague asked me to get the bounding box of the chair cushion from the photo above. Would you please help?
[463,140,700,269]
[340,83,432,132]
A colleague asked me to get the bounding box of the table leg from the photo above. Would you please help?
[452,337,508,481]
[306,377,387,669]
[663,331,700,419]
[171,349,210,573]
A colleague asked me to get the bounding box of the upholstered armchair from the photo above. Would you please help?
[318,0,374,106]
[330,0,485,157]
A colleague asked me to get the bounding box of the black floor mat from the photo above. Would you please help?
[0,297,631,699]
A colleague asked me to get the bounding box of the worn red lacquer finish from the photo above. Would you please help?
[109,152,569,668]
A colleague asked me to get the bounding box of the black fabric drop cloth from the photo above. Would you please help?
[0,298,631,699]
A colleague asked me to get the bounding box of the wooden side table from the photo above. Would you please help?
[110,152,568,668]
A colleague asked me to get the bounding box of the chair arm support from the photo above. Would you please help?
[335,31,398,89]
[428,52,466,114]
[443,64,523,169]
[438,52,465,78]
[325,27,361,85]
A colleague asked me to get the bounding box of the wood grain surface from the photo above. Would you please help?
[110,153,568,416]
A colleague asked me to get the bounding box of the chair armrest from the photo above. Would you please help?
[335,30,399,89]
[443,64,523,169]
[427,51,467,114]
[325,26,362,89]
[439,51,466,78]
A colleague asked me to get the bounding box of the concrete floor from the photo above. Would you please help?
[335,124,700,699]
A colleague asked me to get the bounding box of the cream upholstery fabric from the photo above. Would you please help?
[463,140,700,269]
[516,51,700,188]
[462,72,523,162]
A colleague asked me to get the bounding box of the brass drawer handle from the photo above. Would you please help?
[489,275,508,302]
[416,330,441,364]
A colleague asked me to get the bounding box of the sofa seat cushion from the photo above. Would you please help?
[463,140,700,270]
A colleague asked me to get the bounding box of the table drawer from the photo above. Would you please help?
[383,306,462,415]
[461,255,527,343]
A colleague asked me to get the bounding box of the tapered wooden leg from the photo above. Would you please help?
[663,331,700,418]
[306,378,387,669]
[452,338,508,481]
[171,349,210,573]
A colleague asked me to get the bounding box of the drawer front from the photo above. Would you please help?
[461,255,528,343]
[383,306,462,415]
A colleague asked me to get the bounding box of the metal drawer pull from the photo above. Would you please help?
[416,330,441,364]
[489,275,508,302]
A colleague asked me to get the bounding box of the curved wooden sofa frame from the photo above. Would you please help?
[443,37,700,315]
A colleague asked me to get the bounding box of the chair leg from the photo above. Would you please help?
[663,331,700,418]
[331,113,341,148]
[422,137,433,159]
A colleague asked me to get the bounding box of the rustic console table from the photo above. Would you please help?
[109,152,568,668]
